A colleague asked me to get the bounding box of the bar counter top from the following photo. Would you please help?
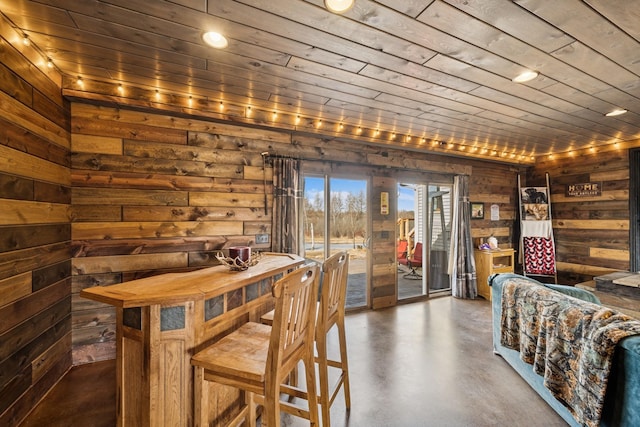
[80,252,305,308]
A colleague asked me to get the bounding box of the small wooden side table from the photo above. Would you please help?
[474,248,515,300]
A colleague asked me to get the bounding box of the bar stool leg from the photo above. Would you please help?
[193,366,208,427]
[246,391,256,427]
[338,317,351,410]
[316,330,331,427]
[303,350,320,427]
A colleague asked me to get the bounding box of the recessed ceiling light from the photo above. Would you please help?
[605,108,627,117]
[202,31,228,49]
[325,0,354,13]
[512,70,539,83]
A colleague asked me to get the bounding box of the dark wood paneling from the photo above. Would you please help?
[71,152,244,178]
[0,349,71,427]
[0,224,70,252]
[32,261,72,292]
[530,149,632,282]
[72,236,245,257]
[0,173,33,200]
[0,311,70,412]
[0,116,70,166]
[0,242,70,281]
[0,32,71,424]
[0,62,33,107]
[0,279,71,334]
[0,366,31,416]
[0,298,70,362]
[469,163,523,247]
[32,88,70,131]
[34,181,71,204]
[71,116,187,144]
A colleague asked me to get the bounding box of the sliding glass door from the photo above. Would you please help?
[302,175,369,309]
[397,181,452,300]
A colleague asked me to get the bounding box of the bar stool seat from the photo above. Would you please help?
[192,264,320,427]
[260,251,351,427]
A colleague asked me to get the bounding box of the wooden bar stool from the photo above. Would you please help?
[191,264,320,427]
[260,251,351,427]
[315,251,351,427]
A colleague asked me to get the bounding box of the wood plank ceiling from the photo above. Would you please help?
[1,0,640,164]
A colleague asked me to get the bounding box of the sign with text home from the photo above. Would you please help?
[565,182,602,197]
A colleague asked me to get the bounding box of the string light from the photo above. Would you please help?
[69,91,533,164]
[22,34,30,46]
[47,58,54,68]
[76,76,83,86]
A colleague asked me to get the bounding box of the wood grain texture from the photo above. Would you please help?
[0,198,71,225]
[0,32,71,423]
[71,134,123,155]
[0,116,69,167]
[0,144,70,185]
[72,253,189,275]
[528,148,631,283]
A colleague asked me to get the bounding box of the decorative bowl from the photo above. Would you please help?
[215,251,260,271]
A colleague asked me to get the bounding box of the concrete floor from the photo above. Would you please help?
[20,297,567,427]
[280,297,566,427]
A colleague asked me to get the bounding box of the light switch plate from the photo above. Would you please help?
[256,234,269,244]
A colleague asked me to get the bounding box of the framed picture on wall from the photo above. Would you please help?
[471,202,484,219]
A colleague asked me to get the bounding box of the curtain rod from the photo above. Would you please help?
[261,152,301,160]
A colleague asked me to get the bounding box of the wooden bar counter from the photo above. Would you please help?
[80,252,305,427]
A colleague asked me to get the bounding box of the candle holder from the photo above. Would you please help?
[215,251,260,271]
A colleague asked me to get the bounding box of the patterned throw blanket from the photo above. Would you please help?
[500,278,640,427]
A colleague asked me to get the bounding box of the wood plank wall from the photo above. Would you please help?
[0,31,71,425]
[529,149,632,284]
[70,102,523,361]
[468,163,522,249]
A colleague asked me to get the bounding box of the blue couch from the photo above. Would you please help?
[490,273,640,427]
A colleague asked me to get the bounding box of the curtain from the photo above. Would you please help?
[448,175,477,299]
[271,157,302,254]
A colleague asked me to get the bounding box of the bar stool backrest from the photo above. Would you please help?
[268,264,320,388]
[317,251,349,338]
